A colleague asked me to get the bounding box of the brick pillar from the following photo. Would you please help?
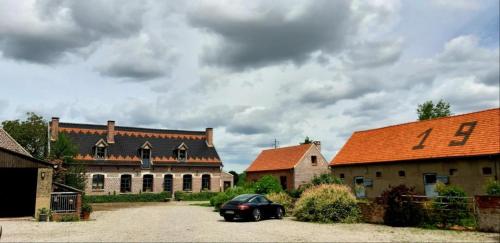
[50,117,59,141]
[107,120,115,144]
[205,128,213,147]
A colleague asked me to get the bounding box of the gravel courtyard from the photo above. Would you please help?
[1,202,498,242]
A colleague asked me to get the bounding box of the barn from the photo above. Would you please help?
[0,129,53,218]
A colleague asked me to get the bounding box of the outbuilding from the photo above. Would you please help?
[0,128,53,217]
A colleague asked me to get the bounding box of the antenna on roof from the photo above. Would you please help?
[273,138,280,149]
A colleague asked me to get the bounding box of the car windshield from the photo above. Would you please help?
[231,194,255,202]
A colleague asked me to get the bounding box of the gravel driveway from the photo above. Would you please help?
[1,202,498,242]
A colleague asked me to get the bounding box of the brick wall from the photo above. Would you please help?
[246,170,294,190]
[294,145,330,189]
[84,166,223,195]
[475,195,500,232]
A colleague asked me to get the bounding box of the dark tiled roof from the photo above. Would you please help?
[57,122,221,165]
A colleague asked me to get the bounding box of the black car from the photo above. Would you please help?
[219,194,285,221]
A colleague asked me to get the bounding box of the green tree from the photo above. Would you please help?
[417,100,452,120]
[303,136,313,144]
[50,133,86,190]
[254,175,283,194]
[228,171,239,186]
[1,112,48,159]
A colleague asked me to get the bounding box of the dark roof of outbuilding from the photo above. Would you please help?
[57,122,221,165]
[0,128,32,157]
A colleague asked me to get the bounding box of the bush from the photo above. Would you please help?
[174,191,219,201]
[209,187,255,210]
[60,214,80,222]
[254,175,282,194]
[293,184,359,223]
[311,173,343,186]
[84,192,170,203]
[486,179,500,196]
[381,185,423,227]
[432,183,470,227]
[81,203,93,213]
[267,191,294,214]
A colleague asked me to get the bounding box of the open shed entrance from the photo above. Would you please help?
[0,168,37,217]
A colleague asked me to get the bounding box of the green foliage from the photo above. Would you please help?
[486,179,500,196]
[236,172,250,187]
[81,203,93,213]
[59,215,80,222]
[417,99,452,120]
[84,192,170,203]
[432,183,470,227]
[381,185,424,227]
[37,207,52,221]
[254,175,282,194]
[209,187,256,210]
[303,136,313,144]
[63,163,87,191]
[1,112,48,159]
[174,191,219,201]
[228,171,239,185]
[267,191,294,214]
[311,173,343,186]
[294,184,359,223]
[50,133,78,160]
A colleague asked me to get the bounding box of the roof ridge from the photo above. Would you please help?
[261,143,312,152]
[0,128,32,157]
[59,122,206,134]
[354,107,499,134]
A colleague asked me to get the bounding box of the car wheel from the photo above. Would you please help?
[275,207,284,219]
[252,208,261,221]
[224,215,234,222]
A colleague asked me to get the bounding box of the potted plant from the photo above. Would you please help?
[37,208,51,222]
[81,203,93,220]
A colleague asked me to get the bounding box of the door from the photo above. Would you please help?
[354,176,366,198]
[423,173,438,197]
[164,175,173,197]
[279,176,287,190]
[223,181,231,191]
[0,168,37,217]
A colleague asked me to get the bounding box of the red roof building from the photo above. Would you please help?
[246,142,329,190]
[331,108,500,198]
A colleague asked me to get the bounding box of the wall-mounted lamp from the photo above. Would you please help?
[41,172,46,180]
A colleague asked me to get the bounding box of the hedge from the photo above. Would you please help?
[84,192,170,203]
[174,191,219,201]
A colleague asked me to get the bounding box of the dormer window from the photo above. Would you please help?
[140,141,153,169]
[176,142,189,161]
[142,148,151,160]
[94,139,108,160]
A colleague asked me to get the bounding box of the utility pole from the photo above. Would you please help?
[273,138,280,149]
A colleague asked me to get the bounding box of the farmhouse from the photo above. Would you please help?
[0,128,53,217]
[246,142,329,190]
[49,118,232,195]
[330,108,500,198]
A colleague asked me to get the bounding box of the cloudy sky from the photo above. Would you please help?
[0,0,498,172]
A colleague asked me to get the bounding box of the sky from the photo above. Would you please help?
[0,0,499,173]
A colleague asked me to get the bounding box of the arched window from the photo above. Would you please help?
[183,174,192,191]
[201,174,211,191]
[143,174,154,192]
[120,174,132,193]
[92,174,105,190]
[164,174,173,193]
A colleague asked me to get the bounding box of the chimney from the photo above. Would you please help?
[205,128,213,147]
[107,120,115,144]
[313,141,321,151]
[50,117,59,141]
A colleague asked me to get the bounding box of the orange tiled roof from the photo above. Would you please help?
[246,144,313,172]
[331,108,500,166]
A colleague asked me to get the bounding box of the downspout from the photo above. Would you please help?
[47,123,51,155]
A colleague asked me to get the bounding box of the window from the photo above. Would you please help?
[398,170,406,177]
[164,174,173,192]
[120,174,132,193]
[482,167,493,175]
[311,156,317,166]
[376,171,382,178]
[95,147,106,159]
[178,149,187,161]
[449,169,457,176]
[183,174,192,191]
[339,173,345,179]
[201,174,211,191]
[143,174,154,192]
[92,174,105,190]
[142,149,151,159]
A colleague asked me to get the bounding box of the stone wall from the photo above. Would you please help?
[35,168,53,216]
[357,201,385,224]
[475,195,500,233]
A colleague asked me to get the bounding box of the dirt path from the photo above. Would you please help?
[1,202,498,242]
